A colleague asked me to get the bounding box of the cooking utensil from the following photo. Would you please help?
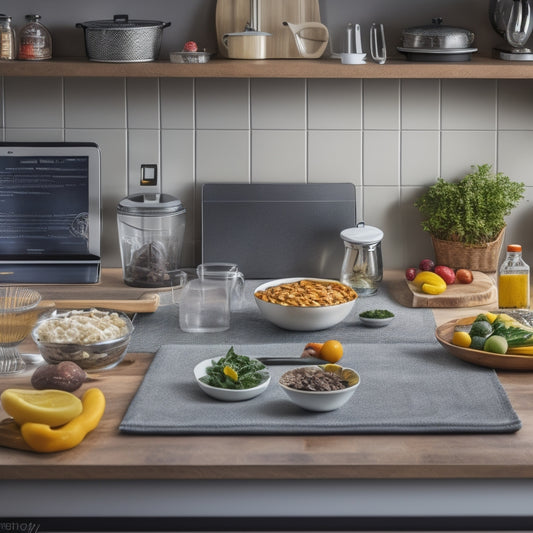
[257,356,325,365]
[401,18,474,49]
[40,294,160,314]
[490,0,533,60]
[355,23,363,54]
[216,0,322,58]
[76,14,171,63]
[370,23,387,64]
[282,21,329,58]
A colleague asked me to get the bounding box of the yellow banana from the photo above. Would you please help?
[507,346,533,356]
[412,271,447,295]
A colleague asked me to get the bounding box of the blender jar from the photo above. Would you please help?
[340,223,384,296]
[117,193,186,288]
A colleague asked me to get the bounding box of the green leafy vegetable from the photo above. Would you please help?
[414,164,524,245]
[199,347,268,390]
[359,309,394,319]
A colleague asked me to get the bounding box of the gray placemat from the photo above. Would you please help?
[120,342,521,435]
[128,280,437,353]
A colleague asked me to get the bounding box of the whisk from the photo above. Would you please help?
[370,23,387,64]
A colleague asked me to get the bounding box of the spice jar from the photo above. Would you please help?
[0,15,16,60]
[340,222,384,296]
[498,244,530,309]
[18,14,52,60]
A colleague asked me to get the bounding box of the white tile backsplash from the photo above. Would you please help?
[3,76,533,269]
[251,130,306,182]
[308,79,362,130]
[441,80,497,131]
[251,79,306,130]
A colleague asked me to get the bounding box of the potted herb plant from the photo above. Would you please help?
[414,164,525,272]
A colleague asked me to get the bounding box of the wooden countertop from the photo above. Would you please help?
[1,269,532,481]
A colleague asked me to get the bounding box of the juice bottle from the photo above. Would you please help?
[498,244,530,309]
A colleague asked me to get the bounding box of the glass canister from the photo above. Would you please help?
[18,14,52,60]
[117,193,186,288]
[340,222,384,296]
[0,15,16,60]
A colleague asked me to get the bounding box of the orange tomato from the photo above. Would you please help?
[318,340,343,363]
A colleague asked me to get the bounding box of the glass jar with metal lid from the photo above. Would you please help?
[117,193,186,288]
[18,14,52,60]
[340,222,384,296]
[0,15,16,60]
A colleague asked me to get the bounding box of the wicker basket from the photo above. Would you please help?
[431,228,505,273]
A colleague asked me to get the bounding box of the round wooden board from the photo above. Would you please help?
[436,319,533,371]
[406,271,497,308]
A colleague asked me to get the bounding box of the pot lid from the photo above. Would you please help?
[404,17,471,36]
[79,14,167,30]
[341,222,383,245]
[117,193,185,216]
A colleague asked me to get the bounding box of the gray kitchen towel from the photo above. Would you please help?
[128,280,438,353]
[120,342,521,435]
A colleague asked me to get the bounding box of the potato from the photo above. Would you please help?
[31,361,87,392]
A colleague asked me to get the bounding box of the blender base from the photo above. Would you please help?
[493,47,533,60]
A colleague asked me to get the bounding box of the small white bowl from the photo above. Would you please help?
[359,315,395,328]
[279,366,360,412]
[254,278,357,331]
[193,356,271,402]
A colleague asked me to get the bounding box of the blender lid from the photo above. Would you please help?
[117,193,185,215]
[341,223,383,244]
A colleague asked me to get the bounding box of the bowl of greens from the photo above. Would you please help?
[193,347,271,402]
[359,309,395,328]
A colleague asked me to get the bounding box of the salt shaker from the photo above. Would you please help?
[0,15,16,60]
[340,222,384,296]
[18,14,52,60]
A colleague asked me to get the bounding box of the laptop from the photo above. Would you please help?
[0,142,101,283]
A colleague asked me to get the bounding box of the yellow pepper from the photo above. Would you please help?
[20,388,105,453]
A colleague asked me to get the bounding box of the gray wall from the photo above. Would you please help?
[1,1,532,271]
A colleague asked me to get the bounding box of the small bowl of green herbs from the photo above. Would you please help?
[359,309,395,328]
[194,347,271,402]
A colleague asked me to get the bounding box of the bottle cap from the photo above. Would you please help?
[507,244,522,252]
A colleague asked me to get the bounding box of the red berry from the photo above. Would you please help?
[405,267,417,281]
[434,265,456,285]
[419,259,435,272]
[183,41,198,52]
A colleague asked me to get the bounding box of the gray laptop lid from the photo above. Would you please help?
[202,183,356,279]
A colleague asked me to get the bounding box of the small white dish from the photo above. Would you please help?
[359,315,395,328]
[279,366,360,412]
[340,52,366,64]
[193,356,270,402]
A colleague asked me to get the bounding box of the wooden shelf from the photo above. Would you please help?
[2,55,533,78]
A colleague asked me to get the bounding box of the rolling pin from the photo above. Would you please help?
[39,293,160,314]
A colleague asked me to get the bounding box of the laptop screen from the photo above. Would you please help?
[0,143,100,260]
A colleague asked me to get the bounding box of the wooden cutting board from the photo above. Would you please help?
[215,0,321,58]
[406,271,498,308]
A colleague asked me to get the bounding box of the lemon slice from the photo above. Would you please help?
[322,364,343,376]
[223,366,238,382]
[1,388,83,427]
[341,368,359,387]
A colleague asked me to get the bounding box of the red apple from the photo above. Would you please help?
[456,268,474,284]
[419,259,435,272]
[405,267,417,281]
[434,265,456,285]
